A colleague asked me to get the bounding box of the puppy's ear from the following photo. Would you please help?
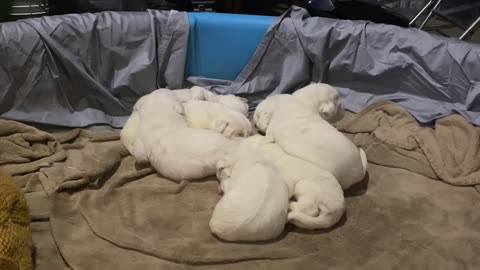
[213,120,229,133]
[231,130,244,137]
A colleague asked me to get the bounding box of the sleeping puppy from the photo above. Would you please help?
[240,135,345,230]
[171,86,249,116]
[211,146,289,242]
[253,94,290,133]
[292,83,345,123]
[183,100,252,138]
[134,89,238,181]
[254,95,367,191]
[120,88,180,162]
[288,175,345,230]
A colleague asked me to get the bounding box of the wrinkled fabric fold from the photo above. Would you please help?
[202,7,480,125]
[0,10,189,128]
[1,105,480,269]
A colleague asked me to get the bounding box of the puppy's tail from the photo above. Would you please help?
[287,207,344,230]
[359,147,368,177]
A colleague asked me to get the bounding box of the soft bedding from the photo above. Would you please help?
[1,102,479,270]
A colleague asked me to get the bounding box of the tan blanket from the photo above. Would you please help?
[336,100,480,186]
[1,101,479,270]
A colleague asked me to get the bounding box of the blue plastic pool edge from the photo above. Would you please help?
[186,12,276,81]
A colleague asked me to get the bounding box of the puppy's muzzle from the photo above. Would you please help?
[254,123,266,135]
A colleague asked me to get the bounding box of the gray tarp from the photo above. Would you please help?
[0,10,188,127]
[1,6,480,127]
[200,7,480,126]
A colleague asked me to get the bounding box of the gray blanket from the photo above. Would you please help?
[1,102,479,270]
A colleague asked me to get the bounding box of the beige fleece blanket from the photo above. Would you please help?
[1,101,479,270]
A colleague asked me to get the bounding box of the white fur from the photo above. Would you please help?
[253,94,290,133]
[171,86,249,116]
[121,89,182,163]
[292,83,345,123]
[171,86,210,102]
[131,89,237,181]
[211,146,289,242]
[239,135,345,230]
[254,95,367,190]
[120,110,140,156]
[288,175,345,230]
[183,100,252,138]
[212,95,249,116]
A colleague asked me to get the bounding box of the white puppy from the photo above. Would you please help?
[288,175,345,230]
[254,95,367,191]
[292,83,345,123]
[183,100,252,138]
[121,88,182,162]
[133,89,238,181]
[210,146,289,242]
[240,135,345,230]
[253,94,290,133]
[171,86,249,116]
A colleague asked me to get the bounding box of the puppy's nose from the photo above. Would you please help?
[256,126,266,135]
[217,185,224,196]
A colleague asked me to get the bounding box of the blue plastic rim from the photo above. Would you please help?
[186,12,275,81]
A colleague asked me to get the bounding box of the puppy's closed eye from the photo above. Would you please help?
[231,130,243,137]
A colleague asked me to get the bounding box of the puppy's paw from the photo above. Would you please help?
[217,184,224,196]
[264,134,275,143]
[216,158,233,181]
[288,201,298,212]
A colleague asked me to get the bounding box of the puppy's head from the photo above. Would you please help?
[213,106,253,139]
[253,96,280,133]
[293,83,345,123]
[217,95,249,116]
[214,119,252,138]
